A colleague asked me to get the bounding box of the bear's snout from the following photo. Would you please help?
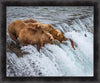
[64,37,67,41]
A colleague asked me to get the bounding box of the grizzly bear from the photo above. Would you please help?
[8,20,27,43]
[36,23,67,43]
[8,19,67,45]
[19,27,54,51]
[25,22,67,43]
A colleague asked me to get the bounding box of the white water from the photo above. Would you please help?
[6,7,93,77]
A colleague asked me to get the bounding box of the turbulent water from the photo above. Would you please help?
[6,6,94,76]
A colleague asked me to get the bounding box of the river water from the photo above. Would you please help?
[6,6,94,76]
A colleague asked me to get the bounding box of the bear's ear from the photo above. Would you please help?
[48,24,51,26]
[48,24,52,27]
[36,24,40,28]
[51,25,54,29]
[56,29,60,32]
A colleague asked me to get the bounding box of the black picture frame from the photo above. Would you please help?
[0,0,99,83]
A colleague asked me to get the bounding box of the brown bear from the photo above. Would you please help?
[8,19,67,45]
[25,22,67,43]
[23,19,55,32]
[8,20,27,43]
[36,23,67,43]
[19,27,54,51]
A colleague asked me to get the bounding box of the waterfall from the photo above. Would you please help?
[6,15,93,77]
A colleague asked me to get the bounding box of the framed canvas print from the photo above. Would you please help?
[6,6,94,77]
[0,0,100,83]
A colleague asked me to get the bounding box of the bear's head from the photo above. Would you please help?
[57,30,67,41]
[43,24,67,43]
[50,29,67,43]
[41,31,54,44]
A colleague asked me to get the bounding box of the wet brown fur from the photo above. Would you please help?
[8,20,27,42]
[23,19,38,23]
[24,20,67,43]
[8,19,67,49]
[19,27,54,51]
